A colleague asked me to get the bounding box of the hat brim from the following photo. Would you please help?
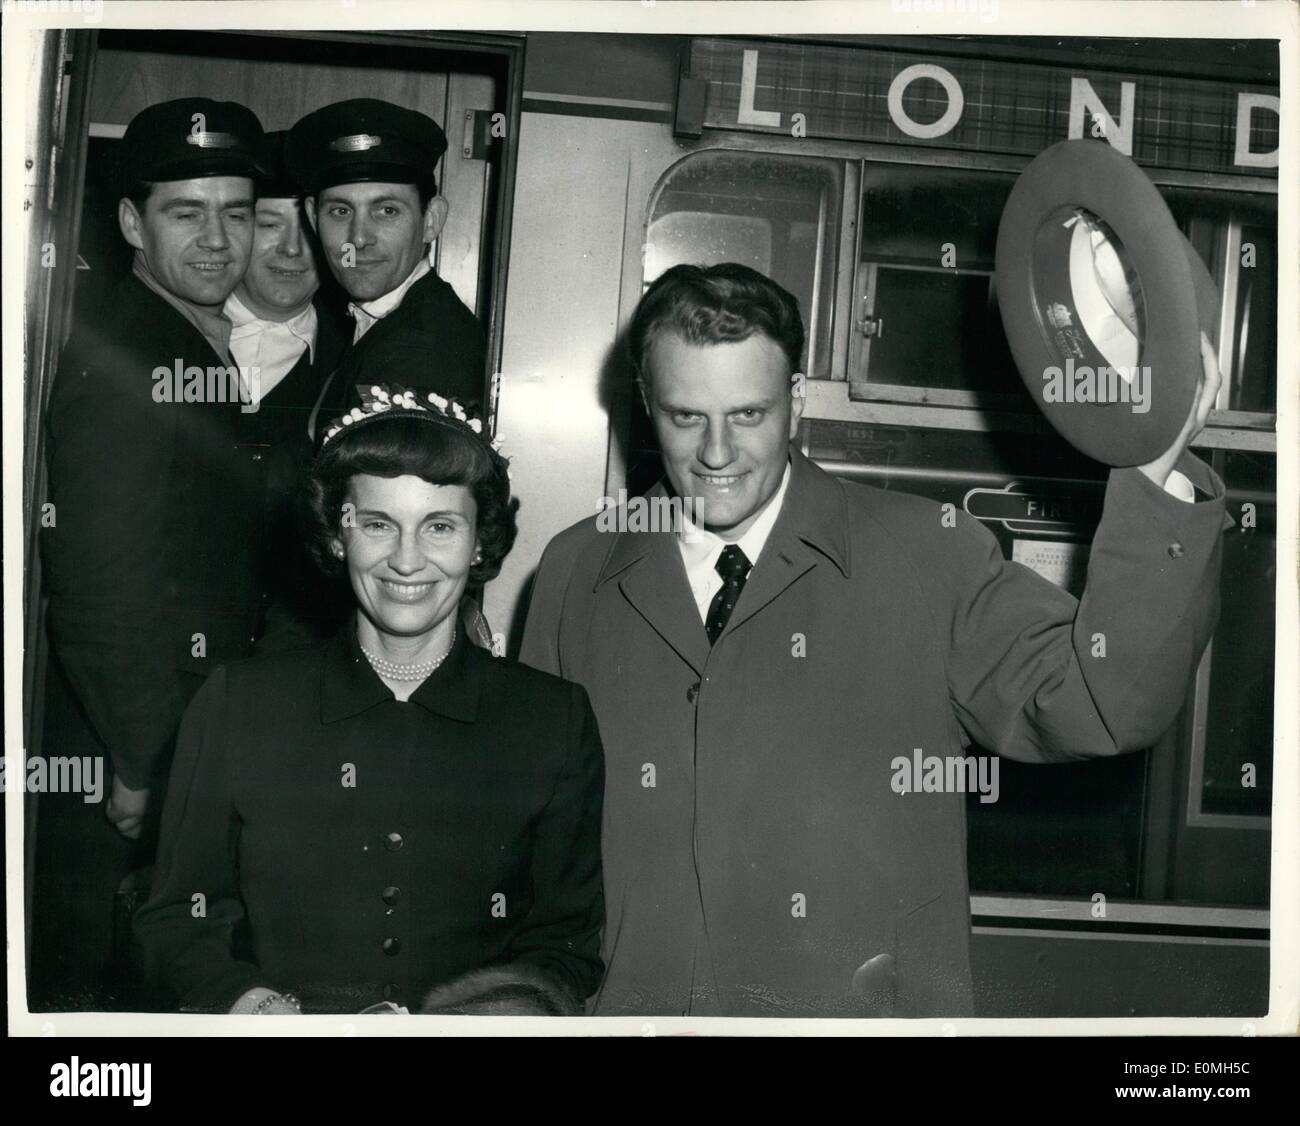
[307,162,431,194]
[994,140,1218,467]
[125,152,267,192]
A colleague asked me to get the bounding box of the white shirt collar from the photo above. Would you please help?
[224,291,318,403]
[348,252,432,342]
[677,460,793,620]
[225,291,317,360]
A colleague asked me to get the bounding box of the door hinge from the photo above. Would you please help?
[461,109,500,161]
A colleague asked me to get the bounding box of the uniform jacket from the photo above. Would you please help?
[246,295,353,650]
[318,268,486,420]
[520,448,1229,1018]
[134,623,605,1014]
[43,273,271,790]
[242,291,348,476]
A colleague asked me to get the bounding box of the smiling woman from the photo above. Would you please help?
[345,470,477,684]
[133,387,606,1015]
[306,391,516,699]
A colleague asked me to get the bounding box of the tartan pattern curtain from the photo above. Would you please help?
[691,38,1278,177]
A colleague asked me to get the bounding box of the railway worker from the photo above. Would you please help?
[520,262,1229,1018]
[284,98,487,423]
[34,98,268,1009]
[223,130,350,650]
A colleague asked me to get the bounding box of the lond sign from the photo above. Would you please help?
[690,37,1279,176]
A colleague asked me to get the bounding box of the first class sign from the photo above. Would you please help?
[689,37,1279,176]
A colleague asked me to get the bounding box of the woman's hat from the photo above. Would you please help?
[320,384,500,453]
[994,140,1219,466]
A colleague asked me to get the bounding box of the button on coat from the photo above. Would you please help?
[136,625,606,1014]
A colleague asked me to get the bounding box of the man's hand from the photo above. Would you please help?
[1137,332,1222,490]
[106,775,149,840]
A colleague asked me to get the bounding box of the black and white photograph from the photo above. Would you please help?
[4,0,1296,1064]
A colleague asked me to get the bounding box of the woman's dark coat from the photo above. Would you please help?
[134,625,605,1014]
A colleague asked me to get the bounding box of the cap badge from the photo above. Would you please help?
[185,131,239,149]
[329,133,383,153]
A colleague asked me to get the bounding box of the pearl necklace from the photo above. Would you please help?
[360,623,457,682]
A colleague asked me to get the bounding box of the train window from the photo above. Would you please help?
[645,151,841,378]
[1161,186,1278,415]
[849,171,1280,424]
[1233,222,1278,414]
[851,164,1026,407]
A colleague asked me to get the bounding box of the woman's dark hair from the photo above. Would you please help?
[627,262,805,386]
[307,413,517,589]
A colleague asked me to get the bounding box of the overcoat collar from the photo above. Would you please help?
[121,272,229,371]
[593,450,852,669]
[320,616,482,725]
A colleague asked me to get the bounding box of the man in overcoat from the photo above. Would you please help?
[33,98,269,1008]
[520,263,1229,1018]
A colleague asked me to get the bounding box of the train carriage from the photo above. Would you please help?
[16,24,1279,1019]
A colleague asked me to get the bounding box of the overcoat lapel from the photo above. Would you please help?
[596,452,851,666]
[707,451,853,640]
[598,517,710,676]
[717,527,819,639]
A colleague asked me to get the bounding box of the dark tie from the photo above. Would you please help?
[705,545,752,645]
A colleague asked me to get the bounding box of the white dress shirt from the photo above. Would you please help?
[1164,469,1196,502]
[677,462,793,623]
[348,253,433,344]
[225,292,317,403]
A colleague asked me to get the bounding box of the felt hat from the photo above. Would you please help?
[995,140,1219,466]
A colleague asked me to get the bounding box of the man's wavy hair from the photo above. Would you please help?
[307,413,517,589]
[627,262,806,386]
